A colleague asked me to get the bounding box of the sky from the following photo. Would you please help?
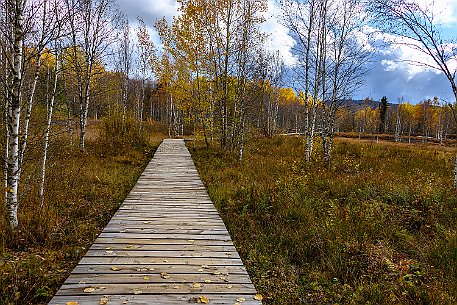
[116,0,457,104]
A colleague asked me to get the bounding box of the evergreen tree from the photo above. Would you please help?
[378,96,388,133]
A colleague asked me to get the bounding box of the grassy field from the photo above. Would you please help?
[190,136,457,304]
[0,117,165,305]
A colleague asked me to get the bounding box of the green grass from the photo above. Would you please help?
[189,136,457,304]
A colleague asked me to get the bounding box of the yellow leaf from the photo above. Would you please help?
[133,290,142,295]
[160,272,171,279]
[99,297,109,305]
[111,266,122,271]
[227,285,233,289]
[66,302,79,305]
[236,298,246,303]
[254,294,263,301]
[84,287,96,293]
[105,251,113,254]
[143,276,150,280]
[198,295,209,304]
[192,282,202,288]
[204,279,212,283]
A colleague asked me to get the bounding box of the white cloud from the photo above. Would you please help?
[117,0,179,23]
[419,0,457,25]
[261,0,297,67]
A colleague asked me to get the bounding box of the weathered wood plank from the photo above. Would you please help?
[55,283,256,295]
[70,265,248,275]
[49,295,261,305]
[48,139,260,305]
[63,273,250,284]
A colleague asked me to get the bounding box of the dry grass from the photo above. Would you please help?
[0,117,165,305]
[190,136,457,304]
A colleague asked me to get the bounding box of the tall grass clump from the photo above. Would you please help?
[190,136,457,305]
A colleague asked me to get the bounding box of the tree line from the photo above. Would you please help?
[1,0,457,228]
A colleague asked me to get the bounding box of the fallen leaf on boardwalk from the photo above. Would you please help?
[110,266,122,271]
[143,276,150,280]
[66,302,79,305]
[173,285,179,289]
[160,272,171,279]
[123,245,132,250]
[212,271,221,275]
[133,290,142,295]
[192,282,202,288]
[122,301,129,304]
[198,269,204,272]
[99,297,109,305]
[188,239,195,243]
[136,268,148,272]
[149,268,155,271]
[163,259,168,262]
[189,296,209,304]
[254,294,263,301]
[236,298,246,303]
[227,285,233,289]
[204,279,212,283]
[233,303,240,305]
[226,252,232,256]
[83,287,96,293]
[105,251,113,254]
[198,296,209,304]
[105,247,111,250]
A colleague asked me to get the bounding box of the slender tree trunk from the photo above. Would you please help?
[40,54,58,206]
[19,54,42,170]
[6,0,25,228]
[67,97,73,145]
[454,151,457,189]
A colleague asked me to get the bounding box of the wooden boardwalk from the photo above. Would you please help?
[49,139,261,305]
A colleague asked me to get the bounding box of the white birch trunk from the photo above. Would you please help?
[6,0,25,228]
[39,53,58,205]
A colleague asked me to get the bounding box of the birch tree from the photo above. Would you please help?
[64,0,116,151]
[39,44,60,205]
[321,0,370,165]
[135,17,156,125]
[115,15,132,122]
[1,0,26,228]
[371,0,457,187]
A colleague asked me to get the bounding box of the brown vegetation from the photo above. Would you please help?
[0,121,165,305]
[190,136,457,304]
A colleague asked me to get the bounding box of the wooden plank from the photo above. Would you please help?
[48,139,260,305]
[49,295,261,305]
[70,265,248,275]
[63,273,250,284]
[79,257,243,266]
[92,238,233,246]
[55,283,256,295]
[84,250,240,259]
[88,244,236,252]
